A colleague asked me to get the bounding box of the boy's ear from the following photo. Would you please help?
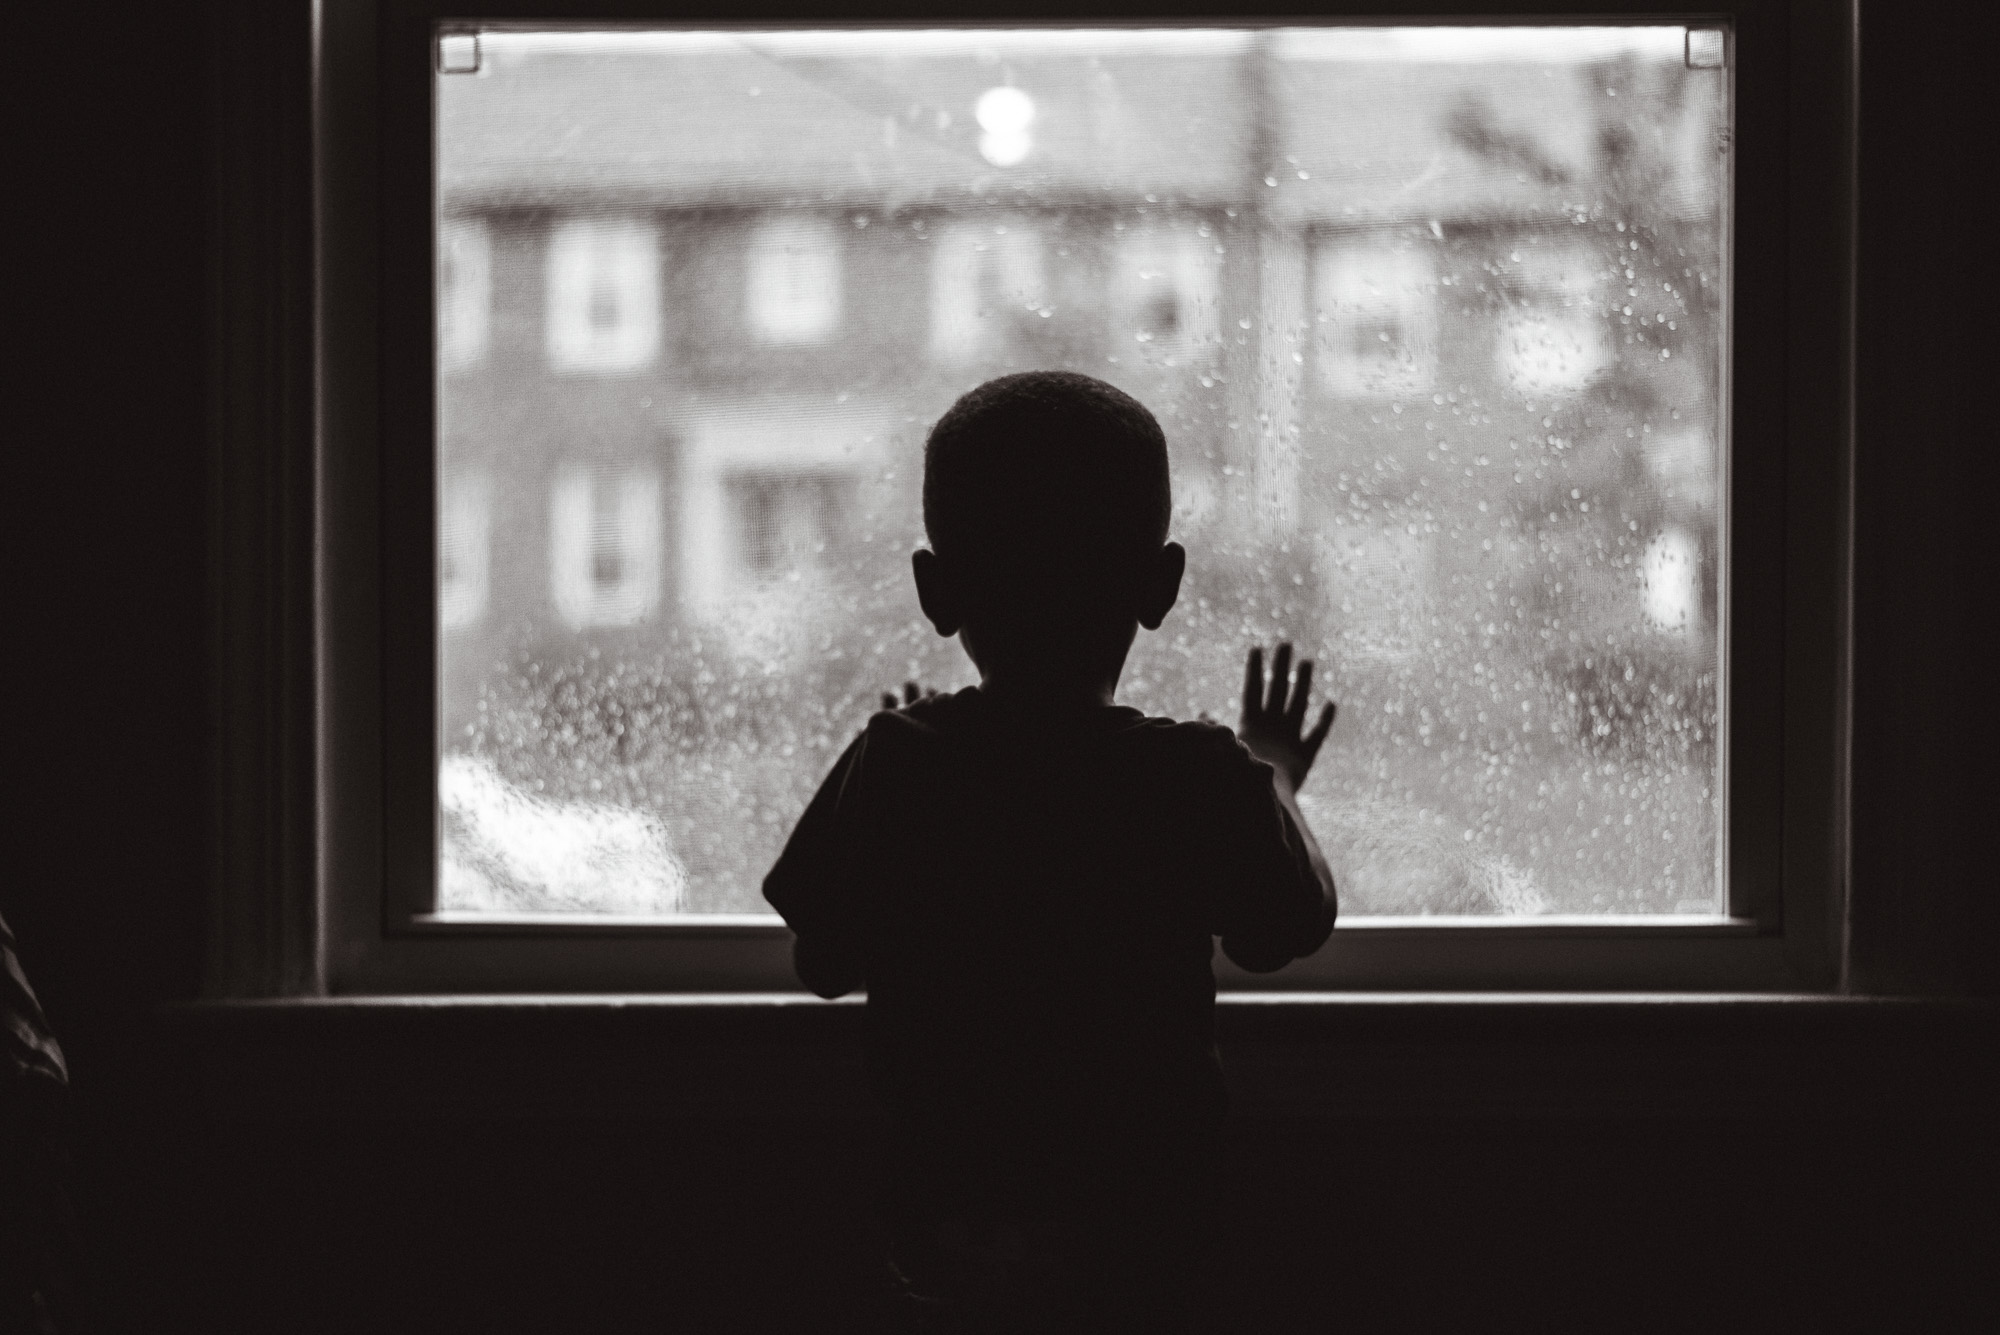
[911,548,962,637]
[1136,541,1186,631]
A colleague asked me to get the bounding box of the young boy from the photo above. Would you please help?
[763,371,1337,1331]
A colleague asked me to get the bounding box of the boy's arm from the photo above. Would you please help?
[763,732,871,999]
[1221,766,1337,972]
[791,932,864,1000]
[1217,644,1339,972]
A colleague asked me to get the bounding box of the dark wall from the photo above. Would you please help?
[10,5,209,1043]
[1848,5,1990,995]
[5,4,1993,1334]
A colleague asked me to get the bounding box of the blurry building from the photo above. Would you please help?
[435,30,1724,743]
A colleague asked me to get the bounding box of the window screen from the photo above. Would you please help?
[434,26,1730,918]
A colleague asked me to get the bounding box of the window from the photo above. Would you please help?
[1491,238,1615,398]
[1314,244,1439,398]
[548,466,663,630]
[438,216,490,371]
[929,217,1049,364]
[677,402,891,663]
[745,214,843,344]
[544,217,661,373]
[1113,218,1224,366]
[323,3,1849,992]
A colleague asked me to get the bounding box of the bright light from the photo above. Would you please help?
[1493,309,1612,398]
[1640,527,1700,632]
[975,86,1035,165]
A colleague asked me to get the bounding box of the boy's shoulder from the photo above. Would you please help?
[865,687,1259,774]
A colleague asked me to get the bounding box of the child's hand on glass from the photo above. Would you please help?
[1238,643,1336,793]
[880,681,940,711]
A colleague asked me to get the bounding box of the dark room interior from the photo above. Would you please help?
[7,2,1993,1332]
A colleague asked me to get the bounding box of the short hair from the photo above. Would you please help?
[922,371,1171,581]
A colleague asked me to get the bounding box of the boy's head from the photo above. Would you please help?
[915,371,1184,692]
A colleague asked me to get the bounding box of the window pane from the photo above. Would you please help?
[435,25,1729,917]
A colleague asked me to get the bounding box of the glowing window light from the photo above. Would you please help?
[975,86,1034,166]
[1640,527,1700,633]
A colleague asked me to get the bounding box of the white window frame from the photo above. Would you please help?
[1111,218,1224,366]
[302,1,1852,996]
[745,213,843,345]
[1314,241,1440,399]
[1489,235,1616,399]
[547,465,664,630]
[544,216,662,374]
[928,215,1048,363]
[680,402,888,582]
[437,215,490,372]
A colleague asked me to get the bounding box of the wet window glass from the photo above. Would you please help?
[435,26,1730,918]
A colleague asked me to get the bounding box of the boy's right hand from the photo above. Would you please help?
[880,681,939,711]
[1238,643,1336,794]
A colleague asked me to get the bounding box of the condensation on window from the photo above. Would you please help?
[435,25,1730,918]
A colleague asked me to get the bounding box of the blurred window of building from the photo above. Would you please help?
[1314,244,1439,398]
[439,472,491,629]
[549,466,663,628]
[438,216,490,372]
[746,213,843,344]
[1112,219,1224,366]
[545,217,661,373]
[728,471,845,578]
[929,218,1048,364]
[676,403,891,664]
[1493,236,1614,398]
[1639,526,1700,632]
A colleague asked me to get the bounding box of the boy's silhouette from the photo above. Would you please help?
[763,371,1337,1331]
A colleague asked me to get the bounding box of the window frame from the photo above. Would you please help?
[309,0,1850,995]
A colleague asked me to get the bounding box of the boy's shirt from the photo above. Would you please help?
[763,686,1327,1139]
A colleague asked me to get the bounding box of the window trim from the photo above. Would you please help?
[292,0,1851,997]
